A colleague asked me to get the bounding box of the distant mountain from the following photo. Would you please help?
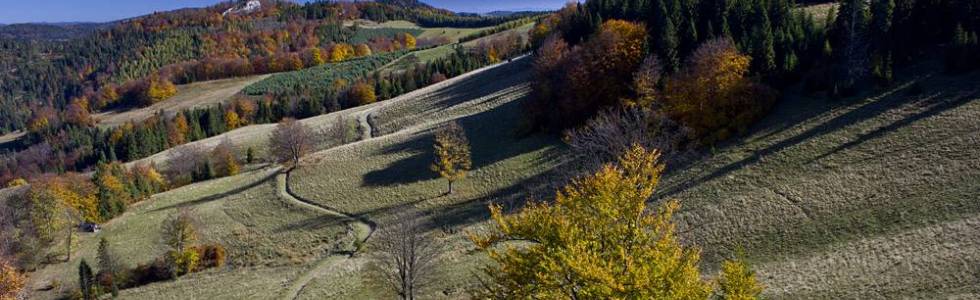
[482,10,550,17]
[0,22,106,40]
[375,0,434,9]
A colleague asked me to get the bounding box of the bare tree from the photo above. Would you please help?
[370,209,441,300]
[270,118,314,167]
[160,207,198,254]
[564,107,694,178]
[166,144,207,185]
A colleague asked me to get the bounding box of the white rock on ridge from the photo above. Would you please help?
[222,0,262,16]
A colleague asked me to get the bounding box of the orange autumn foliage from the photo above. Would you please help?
[662,38,776,144]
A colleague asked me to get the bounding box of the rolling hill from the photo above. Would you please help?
[16,46,979,298]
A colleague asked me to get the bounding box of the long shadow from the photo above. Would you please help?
[284,170,378,241]
[149,169,280,213]
[656,76,935,198]
[348,149,570,234]
[374,58,533,135]
[807,88,979,163]
[363,91,560,187]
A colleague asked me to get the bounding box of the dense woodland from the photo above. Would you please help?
[0,0,529,133]
[525,0,980,144]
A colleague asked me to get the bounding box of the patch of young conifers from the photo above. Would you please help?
[71,208,225,300]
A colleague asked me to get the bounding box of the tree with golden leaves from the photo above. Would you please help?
[400,33,417,50]
[330,43,355,62]
[470,145,761,298]
[224,110,241,130]
[355,44,373,57]
[0,259,26,300]
[430,122,470,195]
[717,255,764,300]
[663,38,775,145]
[145,76,177,105]
[350,82,377,106]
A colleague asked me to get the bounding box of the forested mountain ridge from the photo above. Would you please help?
[0,0,527,134]
[0,0,535,186]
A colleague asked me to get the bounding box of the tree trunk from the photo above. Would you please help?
[66,227,73,262]
[447,179,454,195]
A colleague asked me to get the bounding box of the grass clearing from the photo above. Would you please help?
[95,75,270,128]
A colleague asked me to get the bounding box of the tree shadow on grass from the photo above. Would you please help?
[655,73,944,199]
[806,88,979,164]
[362,94,561,187]
[149,169,279,213]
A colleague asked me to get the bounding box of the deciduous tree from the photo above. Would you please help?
[270,118,313,167]
[370,209,441,300]
[717,256,764,300]
[0,259,26,300]
[470,146,715,298]
[430,122,470,195]
[350,82,377,106]
[161,207,198,254]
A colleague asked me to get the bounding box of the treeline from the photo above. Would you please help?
[281,0,539,28]
[527,0,980,144]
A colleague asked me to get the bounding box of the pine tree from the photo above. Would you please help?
[653,0,681,72]
[97,238,121,297]
[833,0,871,94]
[870,0,895,86]
[79,259,96,300]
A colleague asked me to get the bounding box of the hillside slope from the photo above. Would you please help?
[27,56,565,299]
[659,63,980,298]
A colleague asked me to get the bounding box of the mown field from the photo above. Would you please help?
[94,75,270,128]
[354,20,493,43]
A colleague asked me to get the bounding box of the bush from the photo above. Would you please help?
[169,250,200,276]
[199,245,227,268]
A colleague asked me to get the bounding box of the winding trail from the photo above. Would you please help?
[275,171,375,300]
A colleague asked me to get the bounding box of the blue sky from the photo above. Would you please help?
[0,0,569,24]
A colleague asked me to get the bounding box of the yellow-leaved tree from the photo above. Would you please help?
[662,37,775,145]
[145,76,177,105]
[718,256,764,300]
[331,43,355,62]
[470,145,762,299]
[430,122,471,195]
[0,259,26,300]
